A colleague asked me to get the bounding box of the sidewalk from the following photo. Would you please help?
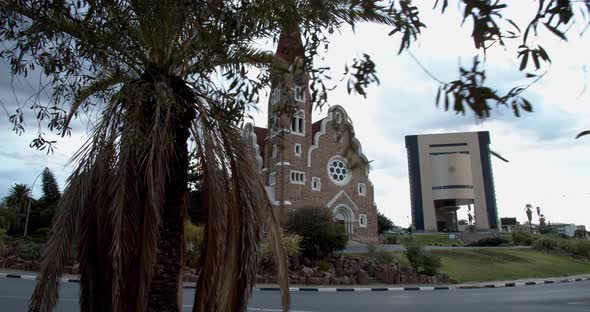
[343,244,532,253]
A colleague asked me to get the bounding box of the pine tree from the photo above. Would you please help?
[41,168,61,204]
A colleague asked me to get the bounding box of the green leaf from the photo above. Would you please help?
[521,98,533,112]
[537,45,551,62]
[544,23,567,41]
[575,130,590,139]
[435,86,441,107]
[519,51,529,71]
[506,19,521,33]
[532,52,540,70]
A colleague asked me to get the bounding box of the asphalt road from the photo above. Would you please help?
[1,278,589,312]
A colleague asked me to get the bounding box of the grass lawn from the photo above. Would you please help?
[409,234,464,246]
[394,248,590,283]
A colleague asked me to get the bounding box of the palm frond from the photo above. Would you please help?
[63,71,129,134]
[191,108,289,312]
[575,130,590,139]
[28,178,78,312]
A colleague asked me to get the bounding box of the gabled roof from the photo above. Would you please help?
[253,126,268,162]
[325,190,359,211]
[312,118,325,144]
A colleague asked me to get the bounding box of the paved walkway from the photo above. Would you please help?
[342,244,532,253]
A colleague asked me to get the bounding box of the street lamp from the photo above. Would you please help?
[23,170,43,237]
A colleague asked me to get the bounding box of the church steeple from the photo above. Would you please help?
[275,31,305,64]
[268,30,312,137]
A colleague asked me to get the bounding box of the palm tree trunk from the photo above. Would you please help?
[146,84,195,312]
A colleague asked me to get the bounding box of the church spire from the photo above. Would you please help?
[275,30,305,65]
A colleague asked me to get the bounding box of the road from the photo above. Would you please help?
[1,278,589,311]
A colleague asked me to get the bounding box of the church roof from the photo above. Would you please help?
[312,118,325,144]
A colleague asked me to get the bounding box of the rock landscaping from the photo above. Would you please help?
[256,254,456,285]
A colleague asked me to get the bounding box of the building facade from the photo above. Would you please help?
[405,131,499,232]
[243,32,378,243]
[549,223,577,237]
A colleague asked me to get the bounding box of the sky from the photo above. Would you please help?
[1,3,589,229]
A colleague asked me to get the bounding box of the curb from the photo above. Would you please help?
[1,272,588,292]
[254,277,590,292]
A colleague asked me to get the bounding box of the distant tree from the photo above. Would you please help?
[2,183,31,214]
[525,204,533,233]
[40,168,61,204]
[377,211,394,234]
[1,183,32,234]
[539,214,546,227]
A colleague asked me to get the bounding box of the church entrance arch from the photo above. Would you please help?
[333,204,354,236]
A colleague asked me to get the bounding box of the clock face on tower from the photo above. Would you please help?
[328,156,352,186]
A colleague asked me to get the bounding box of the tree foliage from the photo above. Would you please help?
[41,168,61,204]
[377,211,394,234]
[285,207,348,259]
[2,183,31,214]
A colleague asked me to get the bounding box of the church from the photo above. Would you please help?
[244,32,378,243]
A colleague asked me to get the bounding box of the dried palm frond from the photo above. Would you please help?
[191,108,289,312]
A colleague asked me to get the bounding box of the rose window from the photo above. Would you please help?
[328,159,349,183]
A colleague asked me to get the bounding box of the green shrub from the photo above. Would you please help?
[511,228,534,245]
[261,231,302,262]
[383,236,398,245]
[318,259,330,271]
[373,251,396,265]
[285,207,348,259]
[16,240,42,260]
[532,236,558,251]
[403,239,441,276]
[559,239,590,258]
[0,228,7,245]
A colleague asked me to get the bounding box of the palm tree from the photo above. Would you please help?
[1,183,32,233]
[525,204,533,233]
[2,1,402,311]
[2,183,32,214]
